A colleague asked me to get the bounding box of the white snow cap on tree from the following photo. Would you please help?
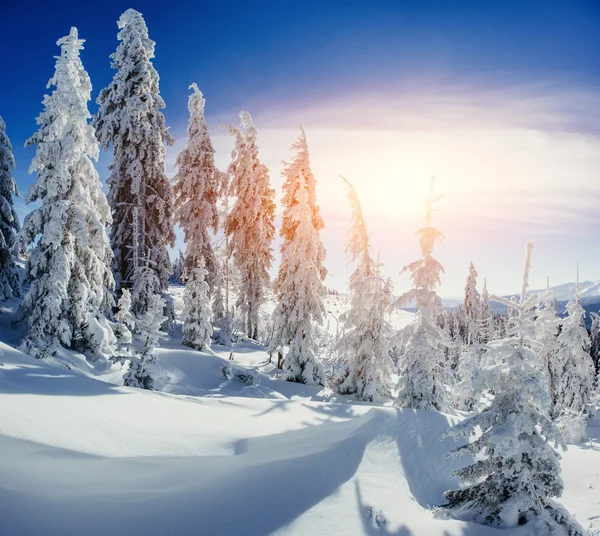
[173,83,221,290]
[0,115,20,299]
[17,27,115,359]
[394,177,450,411]
[222,111,275,340]
[333,176,394,402]
[444,242,585,535]
[182,258,213,351]
[271,172,326,386]
[93,8,175,297]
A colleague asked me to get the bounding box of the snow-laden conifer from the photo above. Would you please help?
[222,111,275,340]
[463,262,480,344]
[114,288,134,348]
[332,177,393,401]
[173,84,220,290]
[93,9,175,297]
[0,116,20,299]
[17,28,115,359]
[394,178,450,411]
[124,263,167,390]
[479,278,494,343]
[444,242,585,535]
[270,173,326,385]
[270,129,326,351]
[536,280,560,397]
[182,259,213,351]
[551,292,595,437]
[279,127,326,280]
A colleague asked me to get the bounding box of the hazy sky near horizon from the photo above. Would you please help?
[1,0,599,297]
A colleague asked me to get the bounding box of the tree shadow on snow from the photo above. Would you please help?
[355,480,415,535]
[390,408,467,509]
[0,364,123,397]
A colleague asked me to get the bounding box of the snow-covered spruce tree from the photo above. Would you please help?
[332,177,394,401]
[211,261,225,322]
[479,278,494,343]
[463,262,480,344]
[114,288,135,349]
[222,111,275,340]
[551,293,595,438]
[173,83,220,290]
[536,280,560,398]
[393,178,450,411]
[182,258,213,351]
[269,173,326,385]
[124,263,167,390]
[169,250,185,285]
[279,127,326,280]
[17,28,115,359]
[93,9,175,301]
[0,116,20,299]
[444,242,585,535]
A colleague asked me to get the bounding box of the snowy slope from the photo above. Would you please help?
[2,341,600,535]
[1,287,599,535]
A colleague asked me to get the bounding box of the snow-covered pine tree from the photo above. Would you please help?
[551,289,595,438]
[463,262,480,344]
[279,127,326,280]
[269,128,327,350]
[444,242,584,535]
[393,177,450,411]
[173,83,220,290]
[124,262,167,390]
[182,258,213,351]
[169,250,185,285]
[479,277,494,343]
[114,288,135,349]
[332,177,394,401]
[536,278,560,398]
[93,9,175,300]
[270,173,326,385]
[222,111,275,340]
[211,261,225,322]
[17,28,115,359]
[0,116,20,299]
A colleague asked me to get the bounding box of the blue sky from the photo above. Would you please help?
[1,0,599,296]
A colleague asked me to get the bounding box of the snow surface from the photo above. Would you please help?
[1,288,599,535]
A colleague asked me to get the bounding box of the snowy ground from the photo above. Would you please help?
[0,289,599,535]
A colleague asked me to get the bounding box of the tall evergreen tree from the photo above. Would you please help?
[551,293,595,426]
[463,262,480,344]
[279,127,326,280]
[173,83,220,290]
[181,259,213,351]
[332,177,394,402]
[17,28,115,359]
[479,278,494,343]
[93,9,175,303]
[270,173,325,385]
[444,243,584,535]
[270,128,327,351]
[394,178,450,411]
[222,111,275,340]
[0,115,20,299]
[124,262,167,390]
